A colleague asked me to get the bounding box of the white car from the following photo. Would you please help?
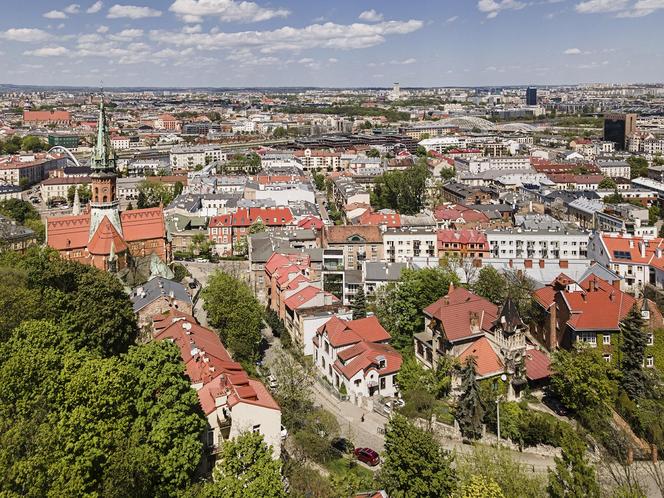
[266,375,278,390]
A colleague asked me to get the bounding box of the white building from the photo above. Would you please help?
[597,159,630,179]
[455,157,532,174]
[170,145,228,170]
[110,136,131,150]
[383,227,437,263]
[486,228,590,259]
[313,316,402,401]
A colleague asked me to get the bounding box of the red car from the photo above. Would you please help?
[354,447,380,466]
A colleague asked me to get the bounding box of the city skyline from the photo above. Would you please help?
[1,0,664,88]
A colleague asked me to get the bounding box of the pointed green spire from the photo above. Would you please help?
[91,99,117,172]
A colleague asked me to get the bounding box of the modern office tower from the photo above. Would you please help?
[526,87,537,106]
[604,113,637,151]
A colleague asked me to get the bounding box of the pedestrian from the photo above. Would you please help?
[361,414,365,423]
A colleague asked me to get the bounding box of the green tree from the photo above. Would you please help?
[351,287,367,320]
[627,156,649,179]
[649,205,660,226]
[415,145,428,157]
[366,148,380,158]
[455,445,546,498]
[201,270,264,362]
[272,126,288,139]
[549,345,615,413]
[619,305,648,399]
[173,180,184,197]
[598,177,617,189]
[204,432,285,498]
[455,475,505,498]
[373,267,459,352]
[547,435,600,498]
[249,220,266,234]
[380,414,456,498]
[457,357,485,440]
[137,180,174,208]
[0,198,40,223]
[371,162,430,215]
[472,267,508,304]
[441,167,456,181]
[313,172,326,191]
[272,351,315,429]
[21,135,47,152]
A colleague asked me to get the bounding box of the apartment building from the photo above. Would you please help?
[293,149,341,172]
[170,145,228,169]
[323,225,383,270]
[486,228,589,259]
[383,227,437,263]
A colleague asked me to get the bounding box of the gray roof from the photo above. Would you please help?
[0,215,35,242]
[364,261,407,282]
[578,262,623,284]
[130,277,192,313]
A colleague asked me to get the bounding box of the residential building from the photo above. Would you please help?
[486,228,589,259]
[152,313,281,459]
[313,316,403,400]
[0,153,66,186]
[294,149,341,171]
[437,229,490,260]
[532,274,634,353]
[40,176,91,203]
[130,277,193,329]
[23,109,71,127]
[0,214,37,251]
[383,227,437,263]
[323,225,383,270]
[170,145,228,169]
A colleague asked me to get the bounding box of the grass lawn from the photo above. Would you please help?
[324,457,376,479]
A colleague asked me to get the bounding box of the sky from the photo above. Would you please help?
[0,0,663,88]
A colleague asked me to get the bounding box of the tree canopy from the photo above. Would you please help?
[370,161,430,215]
[627,156,649,179]
[547,435,600,498]
[380,414,456,498]
[457,357,485,440]
[201,270,264,362]
[137,180,175,208]
[619,305,649,399]
[373,267,459,352]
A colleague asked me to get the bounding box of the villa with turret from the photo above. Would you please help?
[46,101,170,271]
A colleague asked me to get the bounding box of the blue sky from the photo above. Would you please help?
[0,0,663,87]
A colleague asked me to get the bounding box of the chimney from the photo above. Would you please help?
[629,239,634,249]
[469,311,480,333]
[548,296,557,351]
[589,279,596,292]
[640,241,646,259]
[524,259,533,269]
[508,259,513,268]
[539,259,545,269]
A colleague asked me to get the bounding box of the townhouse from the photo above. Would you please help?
[383,227,437,263]
[130,277,193,329]
[322,225,383,271]
[313,316,403,400]
[152,312,282,459]
[437,229,490,261]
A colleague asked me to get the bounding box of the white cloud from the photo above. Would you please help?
[477,0,526,18]
[575,0,629,13]
[25,46,69,57]
[169,0,289,23]
[87,1,104,13]
[150,19,424,53]
[109,28,144,40]
[391,57,416,64]
[358,9,384,22]
[328,57,338,63]
[44,10,68,19]
[564,47,582,54]
[182,24,202,33]
[617,0,664,17]
[97,25,110,33]
[107,4,162,19]
[0,28,52,43]
[446,16,459,23]
[64,4,81,14]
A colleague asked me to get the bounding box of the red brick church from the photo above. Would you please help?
[46,102,170,271]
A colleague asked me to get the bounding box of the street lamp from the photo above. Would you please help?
[496,373,507,441]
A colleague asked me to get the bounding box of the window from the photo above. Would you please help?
[603,335,611,345]
[206,429,214,447]
[603,354,612,363]
[380,377,386,390]
[647,333,654,346]
[646,356,654,368]
[252,424,261,433]
[579,332,597,347]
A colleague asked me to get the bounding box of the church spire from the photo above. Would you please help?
[90,98,116,172]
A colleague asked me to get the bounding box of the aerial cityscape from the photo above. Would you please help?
[3,1,664,497]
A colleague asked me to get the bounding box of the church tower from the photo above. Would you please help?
[89,100,123,238]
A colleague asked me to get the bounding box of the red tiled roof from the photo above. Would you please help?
[437,229,488,248]
[358,210,401,227]
[316,315,391,348]
[23,110,71,122]
[458,337,503,378]
[599,233,664,268]
[524,349,551,381]
[87,216,128,255]
[333,341,403,380]
[433,204,489,223]
[424,286,498,342]
[297,216,324,230]
[209,207,294,228]
[120,207,166,242]
[46,213,91,250]
[324,225,382,244]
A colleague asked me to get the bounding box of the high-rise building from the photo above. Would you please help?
[526,87,537,106]
[604,113,637,151]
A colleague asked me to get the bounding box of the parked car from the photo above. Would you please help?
[331,437,354,455]
[266,375,278,390]
[354,447,380,466]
